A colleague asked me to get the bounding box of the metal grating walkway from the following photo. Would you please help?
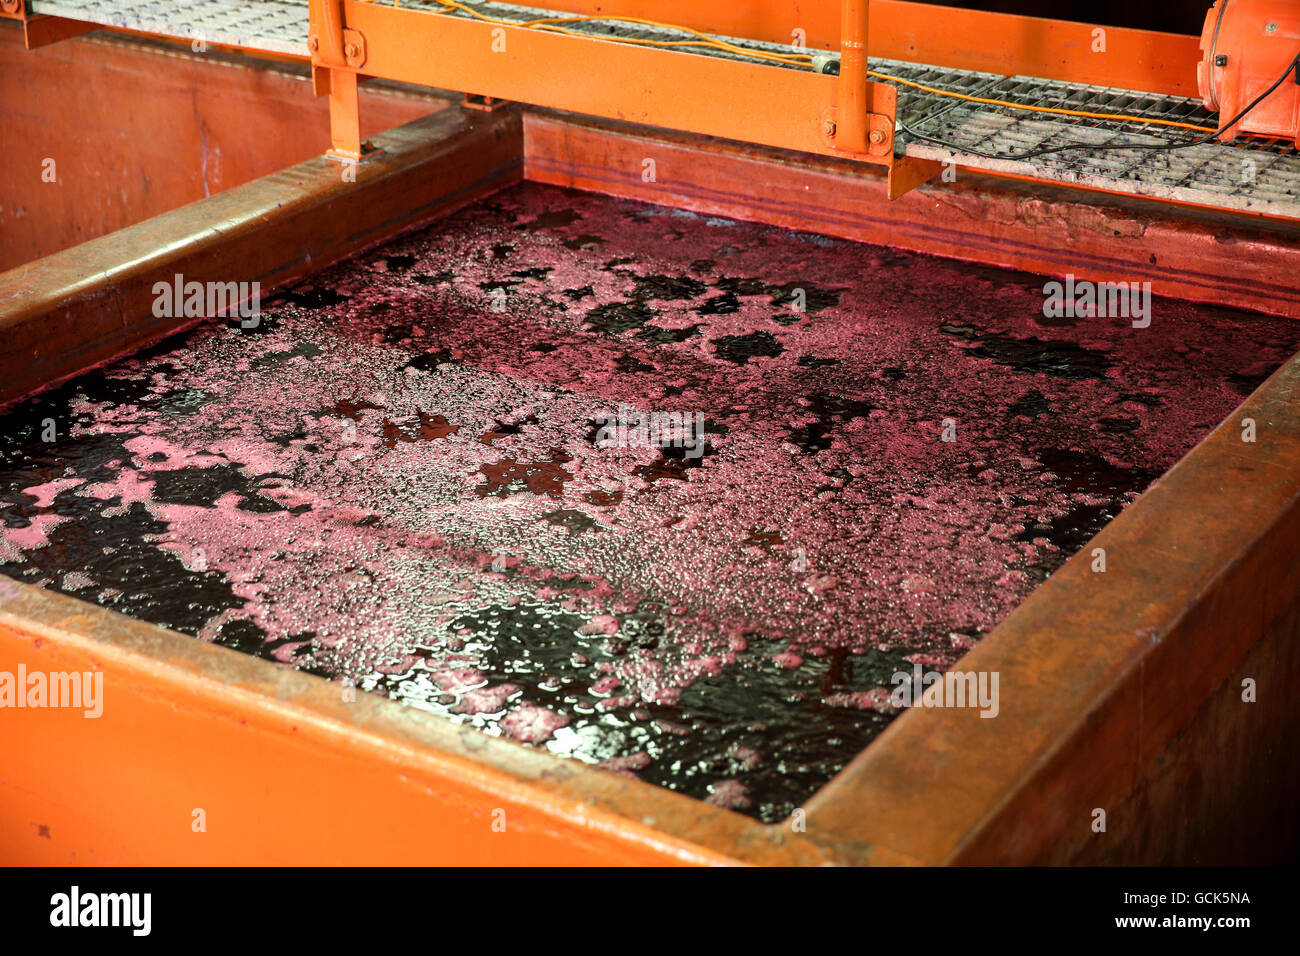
[30,0,309,55]
[26,0,1300,218]
[889,61,1300,218]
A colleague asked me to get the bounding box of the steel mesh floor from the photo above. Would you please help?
[889,60,1300,218]
[27,0,1300,218]
[30,0,309,54]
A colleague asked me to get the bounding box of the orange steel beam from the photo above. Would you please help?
[309,0,348,67]
[0,0,95,49]
[837,0,870,153]
[8,3,1202,203]
[310,0,373,158]
[536,0,1204,97]
[7,1,1204,98]
[8,1,1204,98]
[328,67,364,159]
[311,1,896,173]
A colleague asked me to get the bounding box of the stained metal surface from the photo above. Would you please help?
[0,26,447,271]
[524,111,1300,320]
[0,107,523,405]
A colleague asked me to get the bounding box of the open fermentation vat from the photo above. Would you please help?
[3,107,1299,865]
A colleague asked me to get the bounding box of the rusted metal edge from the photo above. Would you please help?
[522,110,1300,321]
[0,579,822,865]
[0,105,523,408]
[335,0,894,166]
[804,353,1300,864]
[5,289,1294,866]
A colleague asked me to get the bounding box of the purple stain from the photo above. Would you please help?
[1,182,1298,821]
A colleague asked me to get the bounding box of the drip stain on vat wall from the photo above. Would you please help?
[2,183,1297,822]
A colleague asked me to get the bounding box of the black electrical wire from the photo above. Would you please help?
[896,49,1300,161]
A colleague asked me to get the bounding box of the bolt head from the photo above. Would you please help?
[307,35,319,52]
[823,120,837,138]
[1266,21,1278,33]
[869,129,887,145]
[345,42,359,58]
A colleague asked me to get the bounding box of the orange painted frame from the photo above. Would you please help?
[306,1,1200,197]
[311,0,897,167]
[0,0,95,47]
[531,0,1204,96]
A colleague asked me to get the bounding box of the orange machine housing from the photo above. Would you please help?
[1199,0,1300,141]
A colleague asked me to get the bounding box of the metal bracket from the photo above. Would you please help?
[821,107,894,159]
[341,27,366,69]
[326,140,383,165]
[307,0,357,68]
[1,2,97,49]
[307,27,365,69]
[462,94,512,112]
[887,156,944,199]
[308,0,375,163]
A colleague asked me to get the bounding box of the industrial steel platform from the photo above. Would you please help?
[29,0,307,54]
[24,0,1300,217]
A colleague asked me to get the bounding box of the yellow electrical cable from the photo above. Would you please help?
[384,0,813,66]
[364,0,1218,135]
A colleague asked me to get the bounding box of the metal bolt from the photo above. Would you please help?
[1215,54,1228,67]
[1266,21,1278,33]
[345,41,360,59]
[307,35,319,52]
[869,129,887,145]
[823,120,837,138]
